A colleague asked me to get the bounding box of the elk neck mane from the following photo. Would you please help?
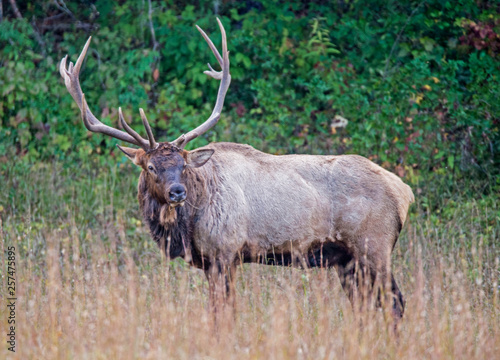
[137,162,214,268]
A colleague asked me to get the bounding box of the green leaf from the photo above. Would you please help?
[447,155,454,169]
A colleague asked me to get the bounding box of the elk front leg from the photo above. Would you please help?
[205,261,237,314]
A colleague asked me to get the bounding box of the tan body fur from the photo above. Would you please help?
[186,143,413,265]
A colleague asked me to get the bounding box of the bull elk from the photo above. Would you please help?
[60,19,414,319]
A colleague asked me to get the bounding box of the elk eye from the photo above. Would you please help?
[148,165,154,172]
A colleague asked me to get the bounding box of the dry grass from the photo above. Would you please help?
[0,162,498,359]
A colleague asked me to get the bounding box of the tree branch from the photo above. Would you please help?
[147,0,158,52]
[40,21,97,32]
[382,2,424,79]
[8,0,46,55]
[8,0,21,19]
[53,0,75,20]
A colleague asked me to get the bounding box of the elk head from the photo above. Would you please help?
[118,143,214,207]
[59,19,230,208]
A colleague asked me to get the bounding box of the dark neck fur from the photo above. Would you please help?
[137,168,208,269]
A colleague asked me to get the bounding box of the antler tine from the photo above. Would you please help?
[139,108,158,149]
[74,36,92,76]
[60,37,156,151]
[118,107,149,146]
[195,24,223,68]
[172,18,231,148]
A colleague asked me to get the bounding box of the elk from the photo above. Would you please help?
[60,19,414,319]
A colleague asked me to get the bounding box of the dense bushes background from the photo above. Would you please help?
[1,0,499,195]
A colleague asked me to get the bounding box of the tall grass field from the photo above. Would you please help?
[0,161,498,359]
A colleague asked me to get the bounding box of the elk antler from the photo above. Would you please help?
[60,37,158,151]
[172,18,231,148]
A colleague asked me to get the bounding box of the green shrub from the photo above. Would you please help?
[0,0,498,197]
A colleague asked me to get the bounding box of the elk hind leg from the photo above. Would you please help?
[361,253,405,322]
[318,242,366,311]
[326,240,405,322]
[390,274,404,319]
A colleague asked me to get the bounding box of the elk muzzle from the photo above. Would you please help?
[168,184,187,205]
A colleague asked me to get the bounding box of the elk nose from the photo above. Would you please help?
[169,184,186,203]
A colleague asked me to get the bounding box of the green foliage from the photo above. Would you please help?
[0,0,498,198]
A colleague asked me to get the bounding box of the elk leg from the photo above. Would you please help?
[205,263,222,314]
[205,261,237,313]
[317,242,362,308]
[221,263,237,310]
[317,239,403,322]
[367,258,405,321]
[390,274,405,319]
[352,258,405,322]
[334,258,372,313]
[326,244,381,314]
[205,268,216,314]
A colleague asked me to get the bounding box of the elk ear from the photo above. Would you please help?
[117,145,144,166]
[185,149,214,168]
